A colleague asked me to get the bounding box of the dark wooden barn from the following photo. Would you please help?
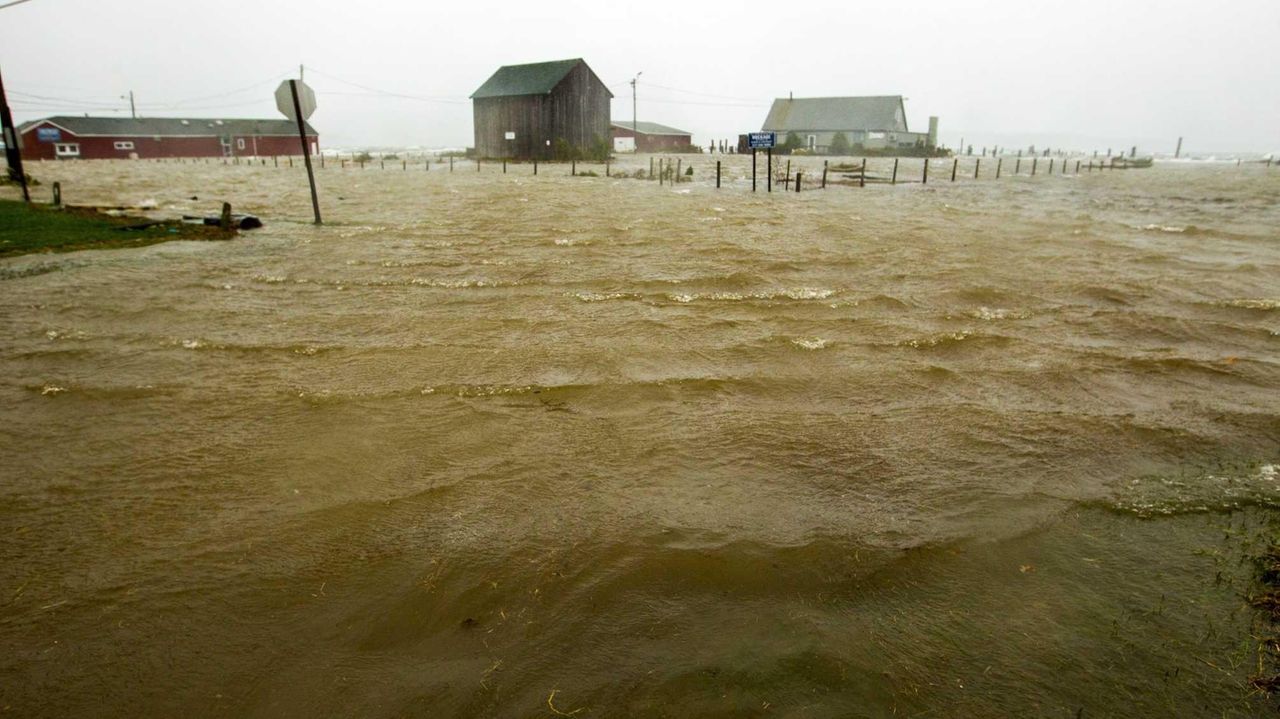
[471,58,612,160]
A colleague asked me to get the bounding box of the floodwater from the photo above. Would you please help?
[1,155,1278,717]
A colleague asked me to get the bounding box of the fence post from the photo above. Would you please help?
[891,158,899,185]
[1032,158,1038,176]
[571,160,576,176]
[450,156,454,172]
[951,158,958,182]
[52,181,61,206]
[922,158,928,184]
[716,160,721,188]
[860,158,866,188]
[650,157,654,179]
[974,158,980,179]
[822,160,828,188]
[1075,160,1080,174]
[996,158,1002,179]
[796,171,802,193]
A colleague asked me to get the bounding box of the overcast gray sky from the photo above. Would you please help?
[3,0,1277,154]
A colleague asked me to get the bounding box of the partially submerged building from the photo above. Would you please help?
[471,58,612,160]
[760,96,937,154]
[18,116,318,160]
[610,121,694,153]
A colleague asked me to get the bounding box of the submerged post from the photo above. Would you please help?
[1048,158,1054,175]
[974,158,980,179]
[716,160,721,188]
[287,79,322,225]
[891,157,899,185]
[951,158,958,182]
[996,158,1002,178]
[796,171,802,193]
[752,149,757,192]
[822,160,828,189]
[52,181,61,206]
[922,158,928,184]
[767,148,772,193]
[860,158,866,188]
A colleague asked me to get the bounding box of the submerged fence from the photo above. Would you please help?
[32,150,1275,199]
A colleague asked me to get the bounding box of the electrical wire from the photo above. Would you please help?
[304,67,468,105]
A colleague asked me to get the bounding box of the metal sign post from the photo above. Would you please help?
[276,79,321,224]
[748,132,775,194]
[0,66,30,203]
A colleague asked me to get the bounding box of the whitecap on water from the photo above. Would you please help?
[969,306,1028,321]
[791,338,828,350]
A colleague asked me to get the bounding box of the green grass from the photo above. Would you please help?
[0,200,231,258]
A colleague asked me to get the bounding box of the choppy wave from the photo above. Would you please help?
[1107,462,1280,517]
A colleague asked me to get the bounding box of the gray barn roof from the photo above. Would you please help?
[20,116,317,137]
[610,121,691,136]
[762,96,909,133]
[472,58,613,99]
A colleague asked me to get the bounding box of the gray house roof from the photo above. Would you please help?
[610,121,691,136]
[471,58,612,99]
[762,96,909,133]
[20,116,317,137]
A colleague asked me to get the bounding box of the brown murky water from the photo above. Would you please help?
[1,156,1278,717]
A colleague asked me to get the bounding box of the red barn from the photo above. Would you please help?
[610,121,694,153]
[18,116,319,160]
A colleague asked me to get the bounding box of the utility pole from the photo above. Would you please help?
[122,91,136,119]
[631,71,642,146]
[299,64,304,81]
[0,65,30,202]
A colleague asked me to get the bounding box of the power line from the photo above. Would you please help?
[0,0,40,10]
[304,67,468,105]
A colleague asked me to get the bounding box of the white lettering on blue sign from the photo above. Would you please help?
[748,132,776,149]
[37,127,62,143]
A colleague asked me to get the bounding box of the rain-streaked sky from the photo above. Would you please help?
[2,0,1277,154]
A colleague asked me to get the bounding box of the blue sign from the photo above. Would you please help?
[37,127,62,143]
[748,132,776,149]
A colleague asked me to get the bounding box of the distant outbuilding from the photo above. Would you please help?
[471,58,612,160]
[758,96,938,154]
[18,116,319,160]
[610,121,694,153]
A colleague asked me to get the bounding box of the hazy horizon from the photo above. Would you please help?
[2,0,1277,154]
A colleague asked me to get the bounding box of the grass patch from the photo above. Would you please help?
[0,200,233,258]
